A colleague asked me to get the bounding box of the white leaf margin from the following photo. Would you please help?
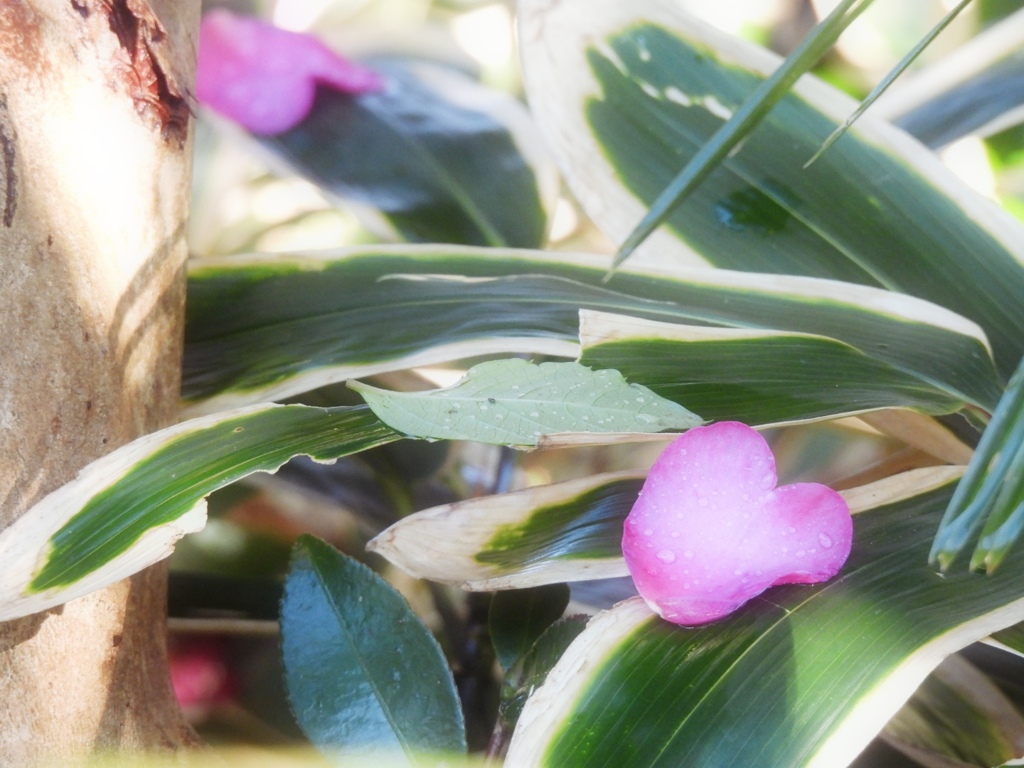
[0,405,285,621]
[517,0,1024,272]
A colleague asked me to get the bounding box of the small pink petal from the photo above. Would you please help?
[622,422,852,626]
[169,637,237,710]
[196,10,384,135]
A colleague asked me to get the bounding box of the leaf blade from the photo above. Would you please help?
[349,360,703,448]
[579,311,969,425]
[282,536,466,762]
[184,248,1002,416]
[258,59,552,248]
[612,0,874,268]
[0,405,398,620]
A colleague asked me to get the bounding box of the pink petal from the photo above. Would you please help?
[169,637,236,710]
[196,10,384,135]
[622,422,852,626]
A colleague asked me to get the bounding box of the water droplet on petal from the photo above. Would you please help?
[697,498,709,508]
[643,528,654,537]
[819,533,833,548]
[683,550,694,560]
[656,550,676,564]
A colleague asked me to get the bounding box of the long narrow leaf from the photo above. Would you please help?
[0,405,398,621]
[875,7,1024,147]
[610,0,875,269]
[806,0,974,165]
[578,311,970,425]
[881,655,1024,767]
[367,471,642,590]
[932,354,1024,571]
[370,467,964,592]
[184,248,1001,415]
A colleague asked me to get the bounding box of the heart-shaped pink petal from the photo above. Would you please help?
[196,10,384,135]
[622,421,852,626]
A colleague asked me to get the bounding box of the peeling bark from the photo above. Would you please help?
[0,0,201,763]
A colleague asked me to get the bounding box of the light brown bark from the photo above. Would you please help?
[0,0,200,763]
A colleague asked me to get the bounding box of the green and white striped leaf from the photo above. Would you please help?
[0,405,398,621]
[579,311,970,425]
[350,360,702,448]
[504,471,1024,768]
[183,247,1001,415]
[518,0,1024,379]
[368,465,964,592]
[367,472,643,590]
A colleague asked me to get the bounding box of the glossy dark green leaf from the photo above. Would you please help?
[490,584,572,672]
[350,360,701,447]
[505,474,1024,767]
[260,59,549,248]
[519,0,1024,379]
[500,616,589,733]
[0,405,398,621]
[281,535,466,763]
[183,248,1001,416]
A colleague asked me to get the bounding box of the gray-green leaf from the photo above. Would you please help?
[349,360,702,448]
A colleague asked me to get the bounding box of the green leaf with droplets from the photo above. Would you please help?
[349,360,703,448]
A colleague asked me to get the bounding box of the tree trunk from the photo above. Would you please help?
[0,0,200,763]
